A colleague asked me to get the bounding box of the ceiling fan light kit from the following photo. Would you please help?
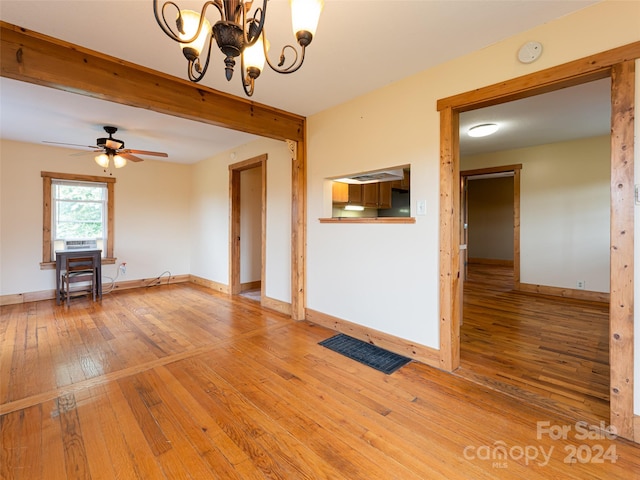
[44,126,168,172]
[153,0,324,96]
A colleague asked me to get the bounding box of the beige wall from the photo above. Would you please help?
[306,0,638,350]
[467,176,515,262]
[462,136,610,293]
[0,139,192,295]
[189,137,292,303]
[240,166,262,284]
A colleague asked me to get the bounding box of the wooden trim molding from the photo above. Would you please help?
[467,258,514,267]
[229,154,267,296]
[0,274,190,306]
[438,106,461,372]
[518,282,610,304]
[306,309,440,367]
[461,164,522,285]
[437,42,640,112]
[41,171,116,265]
[290,139,307,321]
[240,281,262,291]
[261,296,292,316]
[189,275,229,294]
[318,217,416,224]
[438,44,638,441]
[609,60,635,440]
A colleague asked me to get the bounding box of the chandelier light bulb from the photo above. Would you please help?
[243,34,267,74]
[177,10,211,60]
[291,0,324,39]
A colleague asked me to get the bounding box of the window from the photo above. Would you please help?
[41,172,116,267]
[52,179,107,257]
[320,165,414,223]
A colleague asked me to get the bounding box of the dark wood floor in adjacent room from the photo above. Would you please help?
[1,281,637,479]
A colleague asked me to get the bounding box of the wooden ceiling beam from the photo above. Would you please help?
[0,21,305,142]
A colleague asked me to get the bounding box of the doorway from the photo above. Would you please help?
[437,47,636,439]
[460,159,610,424]
[229,154,267,301]
[460,165,521,286]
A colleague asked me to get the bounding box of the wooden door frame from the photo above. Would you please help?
[461,165,521,285]
[438,43,639,440]
[229,155,267,297]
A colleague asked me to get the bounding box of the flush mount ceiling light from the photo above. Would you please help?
[468,123,499,138]
[153,0,324,97]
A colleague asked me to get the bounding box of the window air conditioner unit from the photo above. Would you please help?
[64,239,98,250]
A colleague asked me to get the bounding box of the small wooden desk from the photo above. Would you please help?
[55,249,102,305]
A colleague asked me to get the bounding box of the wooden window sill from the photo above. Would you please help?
[319,217,416,224]
[40,257,117,270]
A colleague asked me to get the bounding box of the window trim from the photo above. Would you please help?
[41,171,116,269]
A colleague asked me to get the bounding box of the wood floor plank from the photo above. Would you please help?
[142,368,253,480]
[1,282,638,479]
[73,387,118,480]
[0,304,19,404]
[84,384,142,480]
[460,264,610,424]
[40,399,67,480]
[56,393,91,480]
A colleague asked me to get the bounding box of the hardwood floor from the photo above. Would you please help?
[2,283,638,479]
[459,263,610,425]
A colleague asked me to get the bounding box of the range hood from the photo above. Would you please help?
[337,169,405,184]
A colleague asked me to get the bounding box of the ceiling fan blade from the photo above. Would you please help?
[70,150,102,157]
[120,153,144,162]
[122,148,168,158]
[43,141,99,149]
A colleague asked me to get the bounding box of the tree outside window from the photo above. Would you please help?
[41,172,116,267]
[53,181,107,255]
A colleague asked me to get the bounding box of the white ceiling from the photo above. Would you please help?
[0,0,608,164]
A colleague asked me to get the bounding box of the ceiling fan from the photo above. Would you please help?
[44,126,168,168]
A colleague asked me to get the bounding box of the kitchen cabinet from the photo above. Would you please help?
[378,182,392,209]
[348,184,363,204]
[391,169,410,191]
[332,181,363,205]
[363,182,392,208]
[332,182,349,203]
[332,181,392,209]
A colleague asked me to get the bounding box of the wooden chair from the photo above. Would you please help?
[62,256,97,306]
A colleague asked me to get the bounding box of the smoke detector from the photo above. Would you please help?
[518,41,543,64]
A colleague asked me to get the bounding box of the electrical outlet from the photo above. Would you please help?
[119,263,127,275]
[576,280,585,290]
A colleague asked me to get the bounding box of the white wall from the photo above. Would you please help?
[190,137,291,303]
[0,139,191,295]
[307,0,639,382]
[240,166,262,284]
[462,136,610,293]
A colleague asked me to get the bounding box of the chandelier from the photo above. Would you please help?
[153,0,324,96]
